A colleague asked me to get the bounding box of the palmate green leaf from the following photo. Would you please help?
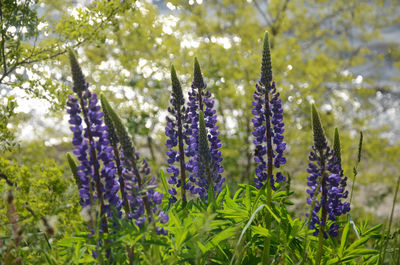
[263,203,281,223]
[363,224,383,236]
[159,170,169,199]
[339,222,350,256]
[344,248,378,256]
[218,207,249,223]
[272,190,294,200]
[44,252,58,265]
[204,226,237,252]
[279,202,291,241]
[229,204,266,265]
[57,236,86,248]
[222,192,240,210]
[233,186,245,201]
[216,186,227,206]
[209,219,231,229]
[346,236,370,252]
[251,225,271,238]
[364,255,379,264]
[327,249,378,264]
[208,183,215,208]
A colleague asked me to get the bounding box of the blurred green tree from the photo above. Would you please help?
[3,0,400,191]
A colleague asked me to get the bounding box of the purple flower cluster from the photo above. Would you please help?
[100,94,168,234]
[185,59,224,200]
[67,86,122,220]
[251,32,286,189]
[122,153,168,234]
[306,105,350,237]
[67,50,168,237]
[165,59,224,202]
[165,66,190,203]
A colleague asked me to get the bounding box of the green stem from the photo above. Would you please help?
[262,86,273,265]
[112,145,131,216]
[301,172,324,264]
[379,176,400,264]
[177,107,187,208]
[262,179,272,264]
[316,150,327,265]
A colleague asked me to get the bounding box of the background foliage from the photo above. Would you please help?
[0,0,399,264]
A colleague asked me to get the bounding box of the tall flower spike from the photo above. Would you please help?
[165,65,188,204]
[100,94,132,216]
[101,96,135,161]
[186,58,224,200]
[251,31,286,190]
[66,51,122,232]
[306,105,350,238]
[197,110,213,195]
[102,96,168,230]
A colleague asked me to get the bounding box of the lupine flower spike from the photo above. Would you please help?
[251,32,286,190]
[306,105,350,241]
[101,96,168,234]
[100,94,131,216]
[165,65,189,204]
[186,58,225,200]
[66,50,122,233]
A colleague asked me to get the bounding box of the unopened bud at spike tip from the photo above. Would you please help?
[100,93,119,147]
[311,104,327,151]
[193,57,205,89]
[260,31,273,86]
[333,128,341,165]
[100,94,134,160]
[170,65,184,104]
[68,49,87,93]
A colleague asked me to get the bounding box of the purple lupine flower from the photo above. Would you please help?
[185,58,225,200]
[101,95,168,231]
[306,105,350,237]
[165,66,190,203]
[100,94,132,216]
[67,51,121,223]
[251,32,286,190]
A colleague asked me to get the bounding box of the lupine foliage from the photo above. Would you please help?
[1,33,400,265]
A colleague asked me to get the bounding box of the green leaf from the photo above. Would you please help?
[244,184,251,211]
[230,204,266,265]
[159,170,169,198]
[251,225,271,238]
[346,236,369,252]
[216,186,227,206]
[339,222,350,256]
[204,226,237,251]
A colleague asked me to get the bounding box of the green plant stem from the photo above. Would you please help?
[177,107,187,208]
[78,93,108,234]
[112,145,131,215]
[379,176,400,264]
[262,178,272,264]
[316,150,327,265]
[301,158,325,264]
[262,88,273,265]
